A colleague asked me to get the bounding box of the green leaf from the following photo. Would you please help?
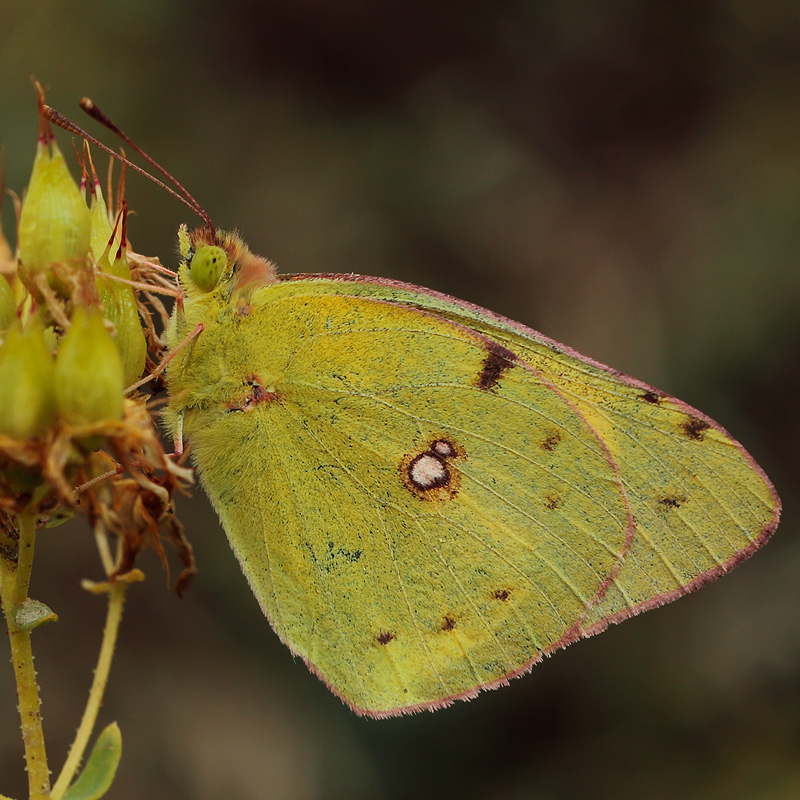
[10,599,58,630]
[44,508,75,529]
[63,722,122,800]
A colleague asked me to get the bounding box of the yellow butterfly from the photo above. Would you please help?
[163,226,780,718]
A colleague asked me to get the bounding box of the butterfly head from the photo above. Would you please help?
[177,224,277,298]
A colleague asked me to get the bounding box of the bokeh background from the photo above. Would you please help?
[1,1,799,798]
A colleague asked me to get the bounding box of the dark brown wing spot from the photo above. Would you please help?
[377,631,396,645]
[476,341,517,391]
[541,430,562,451]
[641,391,662,404]
[441,615,456,631]
[681,416,711,441]
[492,589,510,601]
[544,495,561,510]
[659,494,687,509]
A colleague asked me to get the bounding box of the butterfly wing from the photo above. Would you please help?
[169,282,636,715]
[276,275,781,637]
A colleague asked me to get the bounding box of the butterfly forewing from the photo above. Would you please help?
[282,276,779,636]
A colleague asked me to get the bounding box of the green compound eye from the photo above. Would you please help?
[190,245,227,291]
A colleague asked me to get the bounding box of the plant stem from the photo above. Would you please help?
[92,520,115,577]
[50,580,127,800]
[12,512,37,605]
[0,512,50,800]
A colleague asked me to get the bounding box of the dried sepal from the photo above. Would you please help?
[0,434,53,514]
[43,397,195,592]
[127,250,174,356]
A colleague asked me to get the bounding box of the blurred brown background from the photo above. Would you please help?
[1,1,799,798]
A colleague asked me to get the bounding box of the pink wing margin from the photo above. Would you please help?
[280,272,782,717]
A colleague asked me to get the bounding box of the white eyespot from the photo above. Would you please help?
[432,440,455,458]
[409,454,448,490]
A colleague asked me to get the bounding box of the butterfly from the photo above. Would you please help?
[162,225,780,718]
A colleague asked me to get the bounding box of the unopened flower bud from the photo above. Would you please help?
[96,247,147,387]
[18,136,91,275]
[55,307,123,425]
[0,321,56,439]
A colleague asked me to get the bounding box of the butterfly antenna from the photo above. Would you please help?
[43,104,216,240]
[79,98,215,236]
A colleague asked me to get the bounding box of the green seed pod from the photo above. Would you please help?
[0,276,15,332]
[96,247,147,387]
[0,321,57,439]
[18,136,91,275]
[55,307,124,426]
